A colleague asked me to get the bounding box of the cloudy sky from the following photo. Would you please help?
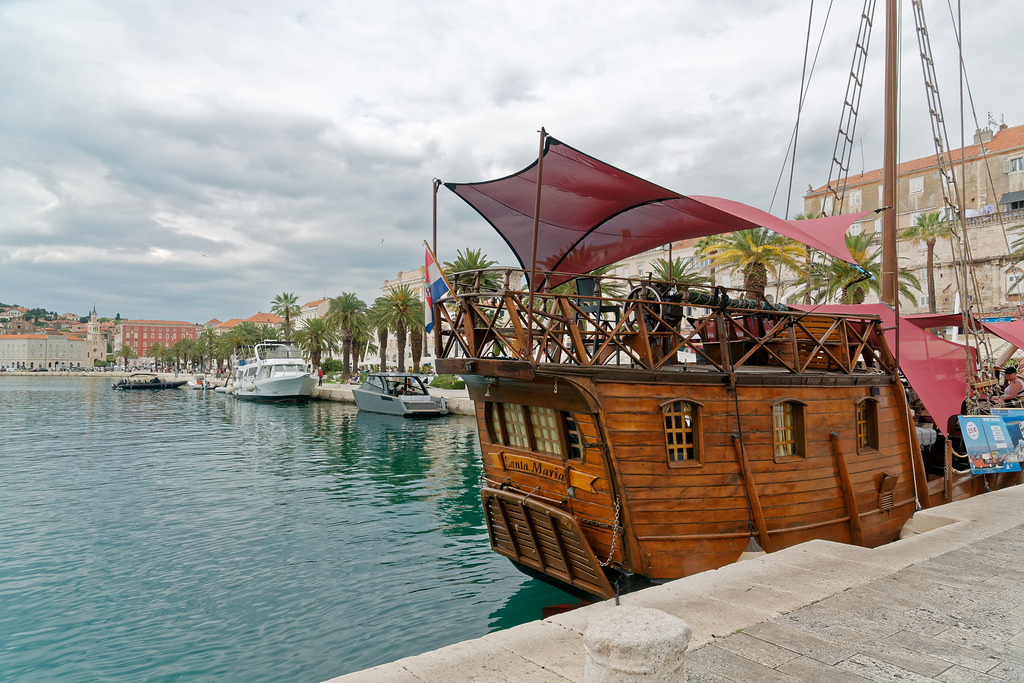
[2,0,1019,323]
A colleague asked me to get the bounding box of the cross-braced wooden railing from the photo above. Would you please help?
[433,269,896,375]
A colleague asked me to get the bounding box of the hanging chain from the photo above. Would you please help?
[599,496,621,568]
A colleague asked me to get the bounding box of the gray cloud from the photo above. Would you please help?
[1,0,1019,320]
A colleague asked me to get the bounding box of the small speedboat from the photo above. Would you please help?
[352,373,448,417]
[112,373,189,390]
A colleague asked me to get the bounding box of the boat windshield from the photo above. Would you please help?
[270,364,306,376]
[259,345,303,360]
[386,377,425,396]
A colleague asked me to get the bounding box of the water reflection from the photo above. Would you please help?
[1,378,576,682]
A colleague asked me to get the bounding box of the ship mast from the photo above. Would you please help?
[880,0,898,308]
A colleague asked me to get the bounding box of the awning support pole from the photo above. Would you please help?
[527,128,547,361]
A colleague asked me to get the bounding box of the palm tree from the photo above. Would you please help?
[650,257,713,288]
[899,212,947,313]
[405,300,426,372]
[328,292,368,379]
[368,298,392,371]
[444,248,500,292]
[257,324,279,342]
[293,317,341,374]
[697,228,806,298]
[169,338,193,373]
[812,232,922,305]
[377,285,422,372]
[117,344,136,370]
[271,292,301,341]
[198,328,217,371]
[148,342,164,369]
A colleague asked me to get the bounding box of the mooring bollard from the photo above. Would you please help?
[583,606,691,682]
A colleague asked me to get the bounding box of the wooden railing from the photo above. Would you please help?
[434,269,897,375]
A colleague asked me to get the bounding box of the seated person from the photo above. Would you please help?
[998,366,1024,406]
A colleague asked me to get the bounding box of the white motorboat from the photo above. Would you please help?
[229,341,316,402]
[352,373,448,417]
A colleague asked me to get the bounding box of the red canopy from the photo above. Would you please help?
[444,136,871,286]
[795,304,972,437]
[903,313,975,329]
[981,319,1024,351]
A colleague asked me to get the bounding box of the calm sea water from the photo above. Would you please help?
[0,376,574,682]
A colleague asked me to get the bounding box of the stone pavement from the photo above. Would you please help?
[328,485,1024,682]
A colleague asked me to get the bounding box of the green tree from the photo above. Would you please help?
[148,342,165,366]
[697,228,806,298]
[328,292,368,379]
[368,298,392,371]
[169,338,193,373]
[271,292,301,341]
[809,232,921,305]
[899,211,947,313]
[444,248,500,292]
[377,285,422,372]
[293,317,341,373]
[116,344,137,370]
[650,257,713,288]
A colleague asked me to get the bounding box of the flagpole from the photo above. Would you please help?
[526,127,547,360]
[432,178,440,258]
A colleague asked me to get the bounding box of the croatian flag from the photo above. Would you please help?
[424,248,450,333]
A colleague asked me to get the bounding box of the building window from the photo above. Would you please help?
[909,177,924,195]
[1007,157,1024,173]
[662,399,701,465]
[772,400,805,460]
[849,190,862,208]
[823,195,834,215]
[856,398,879,451]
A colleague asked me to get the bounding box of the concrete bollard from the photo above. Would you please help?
[583,606,691,682]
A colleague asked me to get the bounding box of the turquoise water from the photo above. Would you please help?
[0,376,574,682]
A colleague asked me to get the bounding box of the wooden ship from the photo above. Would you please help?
[427,1,1022,600]
[433,263,1017,599]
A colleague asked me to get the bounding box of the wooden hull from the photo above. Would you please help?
[452,362,932,599]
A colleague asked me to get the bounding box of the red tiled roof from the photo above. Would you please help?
[808,123,1024,196]
[246,312,282,324]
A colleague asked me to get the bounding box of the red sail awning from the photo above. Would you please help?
[444,136,871,287]
[981,319,1024,351]
[794,304,972,436]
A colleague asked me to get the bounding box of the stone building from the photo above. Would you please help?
[802,122,1024,314]
[0,333,86,370]
[113,319,200,368]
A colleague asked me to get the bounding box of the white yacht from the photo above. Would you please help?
[229,341,316,402]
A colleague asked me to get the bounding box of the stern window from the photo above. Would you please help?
[856,398,879,451]
[505,404,531,450]
[663,400,701,465]
[565,415,584,461]
[772,400,805,460]
[531,406,561,455]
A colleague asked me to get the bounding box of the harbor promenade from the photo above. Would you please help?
[328,484,1024,682]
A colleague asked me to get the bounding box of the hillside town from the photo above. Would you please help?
[4,121,1024,374]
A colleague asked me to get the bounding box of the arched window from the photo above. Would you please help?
[662,399,702,466]
[772,399,806,460]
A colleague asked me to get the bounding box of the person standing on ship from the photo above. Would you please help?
[998,366,1024,406]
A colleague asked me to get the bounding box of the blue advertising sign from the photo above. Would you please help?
[957,415,1023,474]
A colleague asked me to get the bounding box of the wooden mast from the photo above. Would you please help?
[880,0,898,308]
